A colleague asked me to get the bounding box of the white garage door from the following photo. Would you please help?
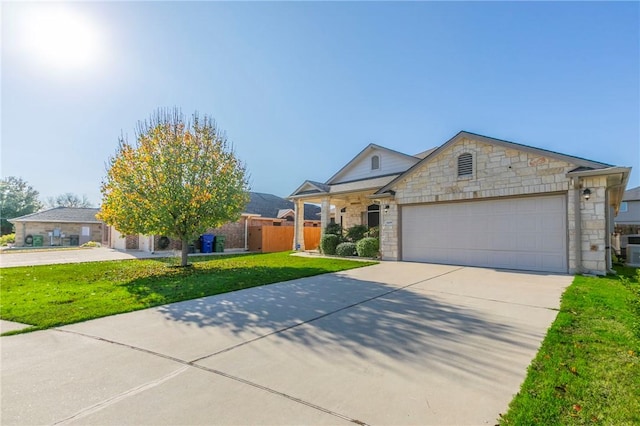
[401,195,567,273]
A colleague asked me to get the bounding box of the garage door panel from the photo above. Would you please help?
[401,195,567,273]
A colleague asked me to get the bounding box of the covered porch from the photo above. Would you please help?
[288,178,394,251]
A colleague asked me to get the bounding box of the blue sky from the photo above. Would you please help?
[2,1,639,206]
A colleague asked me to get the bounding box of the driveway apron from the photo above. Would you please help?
[1,262,571,425]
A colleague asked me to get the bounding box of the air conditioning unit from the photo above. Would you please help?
[627,244,640,267]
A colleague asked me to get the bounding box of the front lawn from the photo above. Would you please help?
[0,252,375,335]
[500,266,640,425]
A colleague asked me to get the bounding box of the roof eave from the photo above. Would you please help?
[367,191,395,200]
[566,166,631,178]
[568,166,632,213]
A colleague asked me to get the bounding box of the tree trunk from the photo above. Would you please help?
[181,239,189,267]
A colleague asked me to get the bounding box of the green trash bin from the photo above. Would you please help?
[32,235,44,247]
[214,235,225,253]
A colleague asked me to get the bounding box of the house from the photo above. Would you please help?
[615,186,640,232]
[243,192,321,227]
[108,192,321,252]
[205,192,321,250]
[9,207,104,247]
[289,131,631,275]
[613,186,640,256]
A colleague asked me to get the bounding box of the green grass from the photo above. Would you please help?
[0,251,375,335]
[500,266,640,425]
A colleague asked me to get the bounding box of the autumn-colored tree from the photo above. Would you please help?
[99,109,250,266]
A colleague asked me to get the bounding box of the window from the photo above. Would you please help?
[371,155,380,170]
[620,202,628,213]
[367,204,380,228]
[457,153,473,177]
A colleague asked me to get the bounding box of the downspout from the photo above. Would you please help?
[605,187,614,273]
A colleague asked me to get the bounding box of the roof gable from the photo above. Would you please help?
[289,180,330,198]
[326,143,420,185]
[377,131,615,194]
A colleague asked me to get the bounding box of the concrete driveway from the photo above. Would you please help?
[1,262,571,425]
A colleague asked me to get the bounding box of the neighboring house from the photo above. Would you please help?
[9,207,104,247]
[108,192,321,252]
[615,186,640,232]
[613,186,640,256]
[243,192,321,227]
[289,131,631,275]
[205,192,321,249]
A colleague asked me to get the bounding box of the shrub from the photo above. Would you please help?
[81,241,101,248]
[0,233,15,246]
[345,225,368,242]
[365,226,379,239]
[335,242,357,257]
[324,223,343,236]
[356,237,379,258]
[319,234,340,255]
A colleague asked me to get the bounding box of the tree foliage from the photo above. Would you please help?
[99,109,250,266]
[46,193,93,208]
[0,177,43,235]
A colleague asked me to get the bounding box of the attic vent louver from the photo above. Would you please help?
[457,153,473,177]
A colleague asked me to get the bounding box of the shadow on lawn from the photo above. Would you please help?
[150,252,253,265]
[154,271,544,382]
[122,264,341,306]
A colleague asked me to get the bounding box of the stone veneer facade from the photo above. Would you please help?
[378,137,610,275]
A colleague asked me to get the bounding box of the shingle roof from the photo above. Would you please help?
[623,186,640,201]
[245,192,320,221]
[9,207,101,223]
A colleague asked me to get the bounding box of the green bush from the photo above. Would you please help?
[81,241,101,248]
[345,225,368,242]
[324,223,343,236]
[319,234,340,255]
[356,237,379,258]
[335,242,357,257]
[0,233,15,246]
[365,226,379,239]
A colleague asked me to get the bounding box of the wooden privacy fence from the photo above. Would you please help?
[303,227,321,251]
[248,226,321,253]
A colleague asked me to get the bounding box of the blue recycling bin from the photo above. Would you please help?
[200,234,215,253]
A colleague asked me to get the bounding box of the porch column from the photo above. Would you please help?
[320,196,330,235]
[293,199,305,251]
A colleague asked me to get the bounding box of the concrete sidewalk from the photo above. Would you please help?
[0,246,248,268]
[0,262,571,425]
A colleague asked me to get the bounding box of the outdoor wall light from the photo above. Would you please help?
[384,205,390,214]
[582,188,591,200]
